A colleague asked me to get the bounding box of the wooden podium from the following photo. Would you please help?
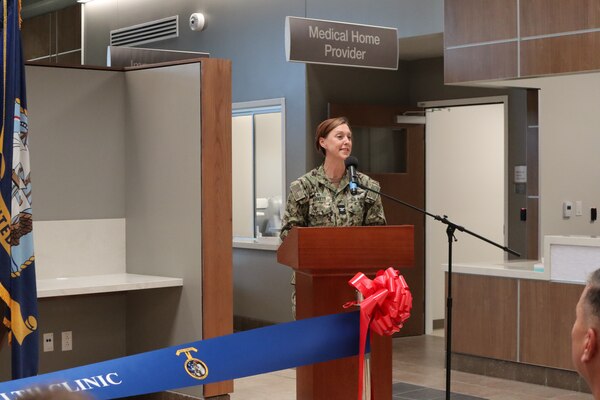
[277,225,414,400]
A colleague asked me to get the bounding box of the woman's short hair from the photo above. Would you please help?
[315,116,351,156]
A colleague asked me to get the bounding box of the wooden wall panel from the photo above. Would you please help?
[56,51,81,65]
[525,197,539,259]
[521,32,600,76]
[201,59,233,398]
[445,0,600,82]
[56,5,81,54]
[445,0,517,47]
[520,280,583,369]
[526,90,539,259]
[22,4,81,65]
[451,274,518,361]
[445,42,518,83]
[22,14,52,61]
[520,0,600,37]
[520,280,551,366]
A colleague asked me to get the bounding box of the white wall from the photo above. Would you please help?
[494,73,600,243]
[255,113,283,200]
[232,116,254,238]
[124,63,204,399]
[3,67,129,379]
[27,66,126,220]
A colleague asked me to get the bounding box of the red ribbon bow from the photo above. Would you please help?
[344,267,412,400]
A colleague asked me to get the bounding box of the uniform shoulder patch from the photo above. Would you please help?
[364,180,380,204]
[290,180,309,203]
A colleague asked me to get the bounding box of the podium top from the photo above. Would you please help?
[277,225,414,275]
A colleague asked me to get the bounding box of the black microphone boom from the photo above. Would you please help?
[344,156,359,195]
[352,180,520,400]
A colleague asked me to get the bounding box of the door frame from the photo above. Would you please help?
[329,103,426,336]
[418,95,509,334]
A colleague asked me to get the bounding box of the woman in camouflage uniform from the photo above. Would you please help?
[280,116,386,240]
[280,116,386,317]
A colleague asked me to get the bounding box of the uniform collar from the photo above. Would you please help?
[317,164,349,191]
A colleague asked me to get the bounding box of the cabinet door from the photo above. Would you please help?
[451,273,518,361]
[520,279,583,369]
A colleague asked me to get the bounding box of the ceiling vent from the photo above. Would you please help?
[110,16,179,47]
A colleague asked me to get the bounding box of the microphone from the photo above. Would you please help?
[344,156,359,195]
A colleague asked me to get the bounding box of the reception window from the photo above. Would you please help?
[232,99,285,242]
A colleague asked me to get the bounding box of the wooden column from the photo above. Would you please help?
[200,59,234,398]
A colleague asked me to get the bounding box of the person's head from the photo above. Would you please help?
[315,117,352,161]
[572,269,600,390]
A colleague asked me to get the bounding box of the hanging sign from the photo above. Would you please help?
[285,16,398,70]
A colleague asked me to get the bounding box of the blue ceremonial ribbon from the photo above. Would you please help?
[0,311,363,399]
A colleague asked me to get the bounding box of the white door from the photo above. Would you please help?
[425,102,506,333]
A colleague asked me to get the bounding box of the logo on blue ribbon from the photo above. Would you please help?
[176,347,208,380]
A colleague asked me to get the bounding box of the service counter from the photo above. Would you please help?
[444,235,600,392]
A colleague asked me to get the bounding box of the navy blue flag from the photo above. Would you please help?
[0,0,39,379]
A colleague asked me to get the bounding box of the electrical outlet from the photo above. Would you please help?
[576,201,583,216]
[62,331,72,351]
[43,333,54,352]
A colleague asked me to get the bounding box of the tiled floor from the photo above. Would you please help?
[393,382,484,399]
[230,333,593,400]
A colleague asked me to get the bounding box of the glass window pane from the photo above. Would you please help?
[255,112,283,237]
[351,127,407,173]
[232,115,254,238]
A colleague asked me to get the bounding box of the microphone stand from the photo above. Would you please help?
[356,182,519,400]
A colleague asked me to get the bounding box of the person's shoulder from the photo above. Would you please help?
[294,167,321,186]
[289,167,320,203]
[357,171,380,187]
[357,172,381,203]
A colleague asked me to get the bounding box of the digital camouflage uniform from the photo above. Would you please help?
[280,164,386,240]
[280,165,386,317]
